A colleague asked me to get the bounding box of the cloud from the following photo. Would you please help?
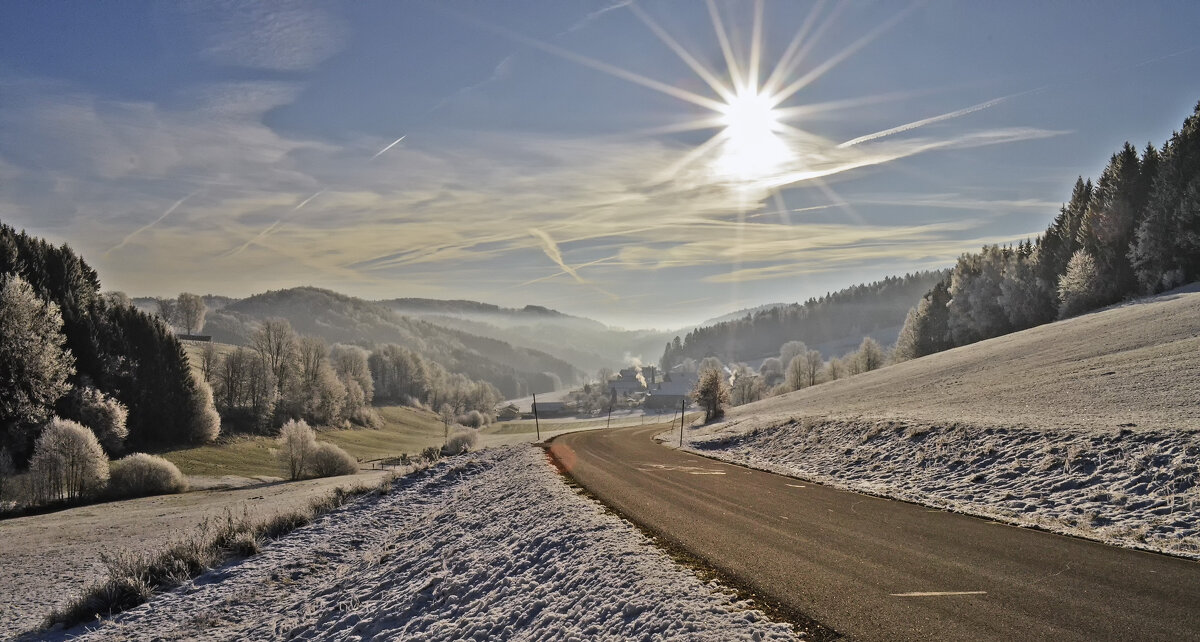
[0,71,1061,316]
[182,0,347,71]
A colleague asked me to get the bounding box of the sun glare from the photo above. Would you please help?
[716,89,792,180]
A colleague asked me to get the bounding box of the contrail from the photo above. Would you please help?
[105,190,201,256]
[529,228,585,284]
[838,96,1009,148]
[371,135,406,160]
[528,228,619,300]
[293,189,325,210]
[223,189,324,258]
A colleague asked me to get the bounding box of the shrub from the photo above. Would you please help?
[421,446,442,463]
[455,410,489,428]
[277,419,316,480]
[350,406,383,429]
[29,418,109,503]
[308,442,358,478]
[442,429,479,456]
[109,453,188,498]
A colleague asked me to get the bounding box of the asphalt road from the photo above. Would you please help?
[548,424,1200,641]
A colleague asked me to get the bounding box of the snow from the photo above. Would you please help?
[669,287,1200,559]
[47,447,797,641]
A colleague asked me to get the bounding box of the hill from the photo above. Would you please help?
[663,271,946,367]
[685,284,1200,558]
[378,298,673,375]
[202,287,582,398]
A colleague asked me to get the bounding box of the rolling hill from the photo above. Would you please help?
[202,287,583,398]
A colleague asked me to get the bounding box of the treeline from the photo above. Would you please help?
[368,344,503,414]
[700,336,887,407]
[662,271,946,368]
[198,320,502,434]
[895,102,1200,360]
[0,223,218,467]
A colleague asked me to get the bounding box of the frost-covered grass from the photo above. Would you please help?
[674,287,1200,559]
[45,447,797,641]
[682,418,1200,558]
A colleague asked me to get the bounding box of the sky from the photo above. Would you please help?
[1,1,1198,329]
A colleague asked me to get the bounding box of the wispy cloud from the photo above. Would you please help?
[182,0,347,71]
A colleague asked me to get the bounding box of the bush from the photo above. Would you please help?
[350,406,383,429]
[455,410,490,428]
[277,419,316,480]
[29,418,109,503]
[421,446,442,463]
[108,453,188,498]
[442,429,479,456]
[308,442,358,478]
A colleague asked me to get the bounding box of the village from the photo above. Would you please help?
[496,365,699,421]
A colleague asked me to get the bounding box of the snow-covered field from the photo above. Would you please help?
[675,286,1200,559]
[41,447,796,641]
[0,470,390,635]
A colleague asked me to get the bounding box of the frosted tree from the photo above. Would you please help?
[758,357,784,388]
[778,341,808,371]
[64,386,129,456]
[29,418,109,502]
[0,275,75,444]
[1057,250,1108,318]
[188,372,221,442]
[276,419,316,480]
[855,337,886,373]
[692,367,730,422]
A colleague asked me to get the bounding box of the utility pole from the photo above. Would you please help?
[532,393,541,441]
[607,388,615,429]
[679,399,685,447]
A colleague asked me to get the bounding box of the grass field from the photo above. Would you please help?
[159,404,649,479]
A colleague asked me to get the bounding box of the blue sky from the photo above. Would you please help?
[1,1,1197,328]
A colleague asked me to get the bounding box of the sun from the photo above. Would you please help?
[715,88,792,180]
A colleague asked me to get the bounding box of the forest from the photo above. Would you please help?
[894,102,1200,360]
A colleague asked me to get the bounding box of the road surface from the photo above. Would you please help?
[548,424,1200,641]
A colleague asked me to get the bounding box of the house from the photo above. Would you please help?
[607,366,657,396]
[496,404,521,421]
[644,371,697,411]
[532,401,573,416]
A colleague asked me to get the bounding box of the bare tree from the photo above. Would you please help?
[199,342,219,383]
[155,297,179,330]
[176,293,207,335]
[803,350,824,387]
[253,318,298,395]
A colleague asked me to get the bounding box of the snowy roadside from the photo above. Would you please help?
[668,417,1200,559]
[42,446,797,641]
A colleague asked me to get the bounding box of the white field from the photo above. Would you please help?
[674,285,1200,558]
[0,471,389,635]
[43,447,796,641]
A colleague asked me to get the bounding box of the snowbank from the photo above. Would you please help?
[48,447,797,640]
[675,417,1200,559]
